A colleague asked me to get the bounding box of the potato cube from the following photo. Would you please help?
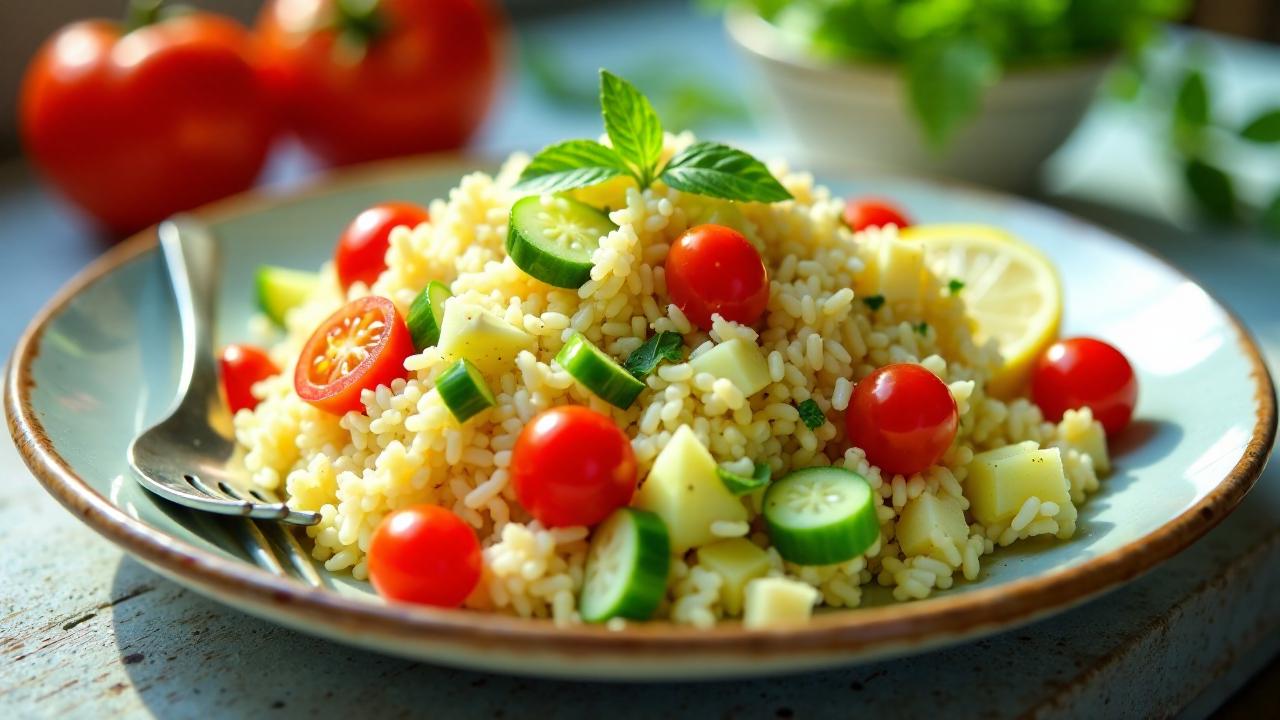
[966,443,1073,528]
[1057,409,1110,476]
[688,338,771,397]
[896,493,969,559]
[437,301,535,376]
[743,577,819,629]
[635,426,749,553]
[697,539,772,616]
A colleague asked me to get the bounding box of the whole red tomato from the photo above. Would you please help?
[255,0,505,167]
[20,12,275,235]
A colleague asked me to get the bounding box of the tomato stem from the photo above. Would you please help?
[124,0,164,32]
[333,0,386,48]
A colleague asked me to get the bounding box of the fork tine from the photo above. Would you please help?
[231,517,289,577]
[256,522,325,588]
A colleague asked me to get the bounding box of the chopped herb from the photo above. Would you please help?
[623,331,684,379]
[862,294,886,311]
[796,398,825,429]
[716,462,773,496]
[948,278,965,295]
[915,322,930,336]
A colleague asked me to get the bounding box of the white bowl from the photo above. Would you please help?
[726,9,1111,190]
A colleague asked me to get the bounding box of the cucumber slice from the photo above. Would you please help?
[580,508,671,623]
[555,333,645,409]
[406,281,452,349]
[256,265,318,326]
[435,359,496,423]
[717,462,772,496]
[507,195,616,288]
[763,467,879,566]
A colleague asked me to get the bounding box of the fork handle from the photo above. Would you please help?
[158,218,222,415]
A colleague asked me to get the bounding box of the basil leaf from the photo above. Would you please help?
[907,37,996,149]
[658,141,793,203]
[796,398,825,429]
[514,140,630,194]
[1174,69,1210,129]
[1183,158,1235,222]
[717,462,773,496]
[600,70,665,186]
[623,331,684,379]
[1241,109,1280,143]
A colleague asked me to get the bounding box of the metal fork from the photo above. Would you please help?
[127,218,322,569]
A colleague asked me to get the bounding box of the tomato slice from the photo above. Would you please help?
[294,296,414,414]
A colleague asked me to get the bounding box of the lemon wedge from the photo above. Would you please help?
[901,224,1063,398]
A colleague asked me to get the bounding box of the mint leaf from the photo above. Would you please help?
[915,321,930,336]
[600,70,664,186]
[1174,69,1210,129]
[514,140,629,193]
[623,331,684,379]
[1183,158,1235,222]
[796,398,825,429]
[862,294,885,311]
[717,462,772,496]
[1241,109,1280,143]
[907,37,996,149]
[948,278,965,295]
[658,141,792,203]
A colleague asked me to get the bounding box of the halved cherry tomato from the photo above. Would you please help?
[368,504,482,607]
[1032,337,1137,436]
[294,296,414,414]
[511,406,636,528]
[845,363,958,477]
[335,202,430,290]
[664,224,769,331]
[844,198,911,232]
[219,344,279,414]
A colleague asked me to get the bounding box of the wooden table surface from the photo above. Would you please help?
[2,4,1278,718]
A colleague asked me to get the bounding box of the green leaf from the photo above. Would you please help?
[658,141,793,203]
[600,70,665,186]
[1241,109,1280,143]
[947,278,965,295]
[1183,158,1235,222]
[906,37,997,149]
[1174,69,1210,129]
[915,321,930,336]
[513,140,630,194]
[862,294,885,311]
[716,462,773,496]
[796,398,825,429]
[1261,191,1280,237]
[623,331,684,379]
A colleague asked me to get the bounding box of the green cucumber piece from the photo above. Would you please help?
[717,462,773,496]
[763,467,878,566]
[256,266,318,326]
[506,195,616,288]
[435,359,496,423]
[555,333,645,409]
[580,508,671,623]
[406,281,452,349]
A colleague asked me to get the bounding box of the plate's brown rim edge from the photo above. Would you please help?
[4,152,1276,659]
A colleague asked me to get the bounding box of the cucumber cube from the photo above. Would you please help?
[688,338,771,398]
[697,538,772,616]
[634,425,749,553]
[743,577,818,629]
[966,443,1074,530]
[896,493,969,559]
[437,300,535,376]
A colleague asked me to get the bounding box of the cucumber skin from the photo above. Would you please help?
[407,281,451,349]
[506,196,614,289]
[580,508,671,623]
[763,469,879,566]
[256,266,317,326]
[556,334,645,409]
[435,359,495,423]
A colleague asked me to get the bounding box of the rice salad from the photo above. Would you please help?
[227,73,1126,629]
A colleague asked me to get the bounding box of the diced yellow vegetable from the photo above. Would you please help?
[688,338,771,397]
[743,577,818,629]
[966,444,1073,528]
[697,539,772,616]
[1057,409,1110,476]
[437,300,535,376]
[896,493,969,559]
[634,426,749,553]
[858,235,926,302]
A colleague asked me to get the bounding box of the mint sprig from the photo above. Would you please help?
[623,331,684,379]
[515,69,792,205]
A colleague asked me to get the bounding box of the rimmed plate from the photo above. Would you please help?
[6,156,1275,680]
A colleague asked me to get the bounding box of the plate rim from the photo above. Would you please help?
[5,153,1276,662]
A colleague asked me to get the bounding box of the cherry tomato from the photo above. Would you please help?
[845,364,958,477]
[20,12,274,235]
[295,296,414,414]
[219,344,279,414]
[511,406,637,528]
[1032,337,1137,436]
[843,198,911,232]
[334,202,430,290]
[664,224,769,331]
[368,505,482,607]
[255,0,505,167]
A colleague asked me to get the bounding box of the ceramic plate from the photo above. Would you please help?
[6,157,1274,680]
